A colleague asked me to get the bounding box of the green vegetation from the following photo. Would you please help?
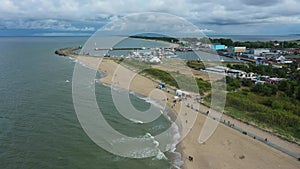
[130,35,179,43]
[251,83,278,96]
[114,58,211,94]
[204,86,300,141]
[54,47,80,57]
[226,63,295,78]
[226,76,241,91]
[225,91,300,140]
[196,78,211,94]
[202,62,300,141]
[209,38,300,48]
[140,68,179,88]
[209,38,234,47]
[186,60,205,70]
[114,58,151,71]
[139,68,211,94]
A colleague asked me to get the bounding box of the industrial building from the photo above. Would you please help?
[211,44,226,50]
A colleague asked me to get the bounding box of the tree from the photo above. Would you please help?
[242,79,253,87]
[277,80,289,92]
[226,76,241,91]
[296,86,300,101]
[251,83,277,96]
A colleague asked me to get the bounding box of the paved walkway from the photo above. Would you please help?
[182,95,300,161]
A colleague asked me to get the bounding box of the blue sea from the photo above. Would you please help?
[0,37,183,169]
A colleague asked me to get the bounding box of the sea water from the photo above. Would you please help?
[0,37,181,169]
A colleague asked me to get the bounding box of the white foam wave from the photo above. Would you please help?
[156,151,168,160]
[128,91,164,110]
[167,122,183,169]
[143,97,164,110]
[149,124,165,132]
[153,140,160,147]
[143,133,168,161]
[130,118,144,124]
[68,57,76,61]
[170,151,184,169]
[94,79,99,83]
[101,83,111,88]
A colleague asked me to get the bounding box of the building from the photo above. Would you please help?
[211,44,226,50]
[253,49,270,55]
[229,46,246,55]
[273,41,280,46]
[234,47,246,53]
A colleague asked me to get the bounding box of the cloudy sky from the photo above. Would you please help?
[0,0,300,36]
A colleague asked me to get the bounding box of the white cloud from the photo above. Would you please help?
[0,0,299,34]
[99,13,213,37]
[1,19,95,31]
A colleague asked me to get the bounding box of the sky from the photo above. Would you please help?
[0,0,300,36]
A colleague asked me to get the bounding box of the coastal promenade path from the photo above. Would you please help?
[182,96,300,161]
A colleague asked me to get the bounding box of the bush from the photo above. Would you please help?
[140,68,179,88]
[226,76,241,91]
[242,79,253,87]
[186,60,205,70]
[251,83,278,96]
[225,91,300,140]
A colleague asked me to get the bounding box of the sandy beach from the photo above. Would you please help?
[76,56,300,169]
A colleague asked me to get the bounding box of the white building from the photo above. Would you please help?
[253,49,270,55]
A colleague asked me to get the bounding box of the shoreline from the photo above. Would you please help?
[76,56,184,168]
[57,48,300,168]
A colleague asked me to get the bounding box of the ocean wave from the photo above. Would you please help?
[68,57,76,62]
[155,151,168,160]
[144,133,155,139]
[127,90,165,110]
[149,124,165,132]
[143,133,168,161]
[142,97,165,110]
[166,121,183,169]
[169,151,184,169]
[130,118,144,124]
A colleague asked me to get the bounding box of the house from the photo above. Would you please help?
[275,55,293,64]
[273,41,280,46]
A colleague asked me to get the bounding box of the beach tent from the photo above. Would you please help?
[157,83,165,89]
[149,57,161,63]
[176,90,183,96]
